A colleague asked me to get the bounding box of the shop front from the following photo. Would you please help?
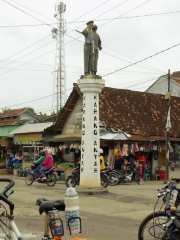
[14,133,44,169]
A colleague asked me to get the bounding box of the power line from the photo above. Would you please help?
[102,51,164,73]
[0,87,73,109]
[0,34,50,66]
[1,9,180,28]
[0,75,163,110]
[0,0,112,73]
[103,41,180,77]
[9,0,55,22]
[0,40,55,75]
[0,48,56,78]
[99,0,152,28]
[2,0,54,29]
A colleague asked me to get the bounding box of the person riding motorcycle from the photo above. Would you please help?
[32,149,46,179]
[36,149,54,180]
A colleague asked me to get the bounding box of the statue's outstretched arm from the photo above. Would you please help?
[81,27,89,36]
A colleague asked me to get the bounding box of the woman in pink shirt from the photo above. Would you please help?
[36,149,54,180]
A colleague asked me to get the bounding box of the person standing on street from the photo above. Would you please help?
[100,149,105,170]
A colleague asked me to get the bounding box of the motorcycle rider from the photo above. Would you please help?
[36,149,54,180]
[32,149,46,179]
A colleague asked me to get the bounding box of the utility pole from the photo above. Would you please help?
[165,69,171,183]
[52,2,66,113]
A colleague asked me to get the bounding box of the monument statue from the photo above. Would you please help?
[80,21,102,75]
[91,25,102,75]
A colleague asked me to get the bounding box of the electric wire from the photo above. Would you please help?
[1,10,180,28]
[1,73,177,111]
[0,0,177,111]
[2,0,54,29]
[0,0,113,72]
[102,41,180,77]
[0,0,160,76]
[9,0,56,22]
[99,0,153,28]
[0,87,74,109]
[0,40,55,72]
[66,0,130,36]
[0,48,56,78]
[0,34,50,66]
[0,75,162,109]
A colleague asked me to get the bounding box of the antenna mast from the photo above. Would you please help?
[52,2,66,113]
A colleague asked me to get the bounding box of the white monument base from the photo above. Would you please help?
[77,76,105,188]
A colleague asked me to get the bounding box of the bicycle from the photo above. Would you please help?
[0,178,83,240]
[138,178,180,239]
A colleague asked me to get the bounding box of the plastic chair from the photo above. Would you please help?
[155,166,162,180]
[145,173,150,181]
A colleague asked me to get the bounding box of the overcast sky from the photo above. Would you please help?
[0,0,180,115]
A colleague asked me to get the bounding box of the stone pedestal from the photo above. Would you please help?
[77,75,105,188]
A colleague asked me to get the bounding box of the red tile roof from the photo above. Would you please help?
[171,71,180,85]
[0,108,26,118]
[47,85,180,140]
[99,87,180,138]
[0,118,19,126]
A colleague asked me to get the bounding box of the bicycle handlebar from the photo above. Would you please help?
[165,182,173,216]
[0,178,15,210]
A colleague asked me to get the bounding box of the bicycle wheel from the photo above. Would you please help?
[108,173,119,186]
[135,174,144,185]
[65,176,77,188]
[25,173,34,185]
[101,174,109,188]
[46,173,56,187]
[138,211,168,240]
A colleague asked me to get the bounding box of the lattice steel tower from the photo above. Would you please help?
[52,2,66,113]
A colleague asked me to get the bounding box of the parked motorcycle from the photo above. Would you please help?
[25,164,57,187]
[65,166,109,188]
[108,164,144,185]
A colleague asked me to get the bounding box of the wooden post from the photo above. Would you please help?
[165,69,171,183]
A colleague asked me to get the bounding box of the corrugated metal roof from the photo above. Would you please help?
[100,132,130,140]
[9,122,53,134]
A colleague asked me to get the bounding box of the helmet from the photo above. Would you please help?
[41,151,45,156]
[99,149,103,154]
[47,149,52,155]
[42,149,48,154]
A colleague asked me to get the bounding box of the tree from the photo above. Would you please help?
[1,107,11,113]
[39,112,48,120]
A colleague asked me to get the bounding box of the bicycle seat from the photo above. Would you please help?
[36,198,65,214]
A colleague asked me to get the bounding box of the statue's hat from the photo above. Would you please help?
[86,20,94,25]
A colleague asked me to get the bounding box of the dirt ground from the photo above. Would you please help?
[0,175,166,240]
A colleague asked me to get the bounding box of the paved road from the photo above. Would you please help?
[0,175,167,240]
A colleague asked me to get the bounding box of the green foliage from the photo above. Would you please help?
[39,111,48,120]
[56,163,69,169]
[51,111,56,115]
[1,107,11,113]
[15,119,38,125]
[26,107,36,114]
[54,160,69,169]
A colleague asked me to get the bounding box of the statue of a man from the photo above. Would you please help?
[81,21,94,75]
[91,25,102,75]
